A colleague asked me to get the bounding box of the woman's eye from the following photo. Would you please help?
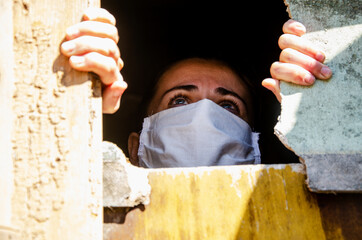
[168,96,189,107]
[219,101,239,115]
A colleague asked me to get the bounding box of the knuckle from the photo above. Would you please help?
[83,52,97,67]
[278,35,287,48]
[77,35,92,46]
[271,62,281,71]
[270,62,281,77]
[108,63,118,75]
[99,8,110,16]
[295,72,305,83]
[105,36,115,45]
[282,19,294,32]
[105,38,119,57]
[296,71,314,85]
[103,61,119,78]
[283,48,294,54]
[110,26,119,42]
[278,34,291,49]
[280,48,293,62]
[109,15,116,26]
[306,60,319,71]
[100,8,116,25]
[83,52,119,84]
[118,58,124,70]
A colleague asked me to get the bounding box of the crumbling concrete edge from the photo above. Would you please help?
[124,163,151,206]
[282,0,293,18]
[274,126,295,156]
[274,0,303,159]
[300,154,362,193]
[103,141,150,208]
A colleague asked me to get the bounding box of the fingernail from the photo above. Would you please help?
[70,56,85,66]
[66,26,79,37]
[316,52,326,62]
[295,24,306,35]
[321,66,332,78]
[61,41,75,54]
[303,74,315,84]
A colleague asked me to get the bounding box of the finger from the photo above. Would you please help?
[102,79,128,114]
[65,21,119,43]
[280,48,332,80]
[282,19,306,37]
[117,57,124,71]
[279,34,326,63]
[270,61,315,85]
[262,78,281,102]
[69,52,120,85]
[61,36,120,64]
[83,8,116,25]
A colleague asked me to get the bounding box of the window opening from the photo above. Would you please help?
[101,0,297,166]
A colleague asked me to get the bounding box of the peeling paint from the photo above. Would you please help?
[104,164,327,240]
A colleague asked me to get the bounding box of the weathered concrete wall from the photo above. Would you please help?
[101,144,361,239]
[103,164,362,240]
[0,0,103,239]
[276,0,362,192]
[0,0,16,237]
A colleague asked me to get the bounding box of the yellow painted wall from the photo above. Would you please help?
[104,164,361,240]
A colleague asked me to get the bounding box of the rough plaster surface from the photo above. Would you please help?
[9,0,103,239]
[103,141,150,207]
[277,0,362,192]
[0,226,19,240]
[0,0,15,232]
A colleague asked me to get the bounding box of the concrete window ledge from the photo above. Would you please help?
[102,142,362,240]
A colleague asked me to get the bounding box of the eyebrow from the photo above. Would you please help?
[215,87,248,108]
[161,84,198,98]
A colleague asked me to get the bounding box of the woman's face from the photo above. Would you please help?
[147,58,253,125]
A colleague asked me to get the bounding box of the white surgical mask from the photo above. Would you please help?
[138,99,261,168]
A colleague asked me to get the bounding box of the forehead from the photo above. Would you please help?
[156,59,249,94]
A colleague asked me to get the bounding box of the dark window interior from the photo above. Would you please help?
[101,0,299,164]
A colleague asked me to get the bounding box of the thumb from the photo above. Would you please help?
[102,79,128,114]
[262,78,282,103]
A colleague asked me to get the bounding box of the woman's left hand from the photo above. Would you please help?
[262,19,332,102]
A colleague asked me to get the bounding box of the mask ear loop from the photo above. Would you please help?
[252,132,261,164]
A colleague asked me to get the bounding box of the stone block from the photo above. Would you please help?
[275,0,362,192]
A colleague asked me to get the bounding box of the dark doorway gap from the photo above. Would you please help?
[101,0,299,164]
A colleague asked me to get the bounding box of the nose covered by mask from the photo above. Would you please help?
[138,99,261,168]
